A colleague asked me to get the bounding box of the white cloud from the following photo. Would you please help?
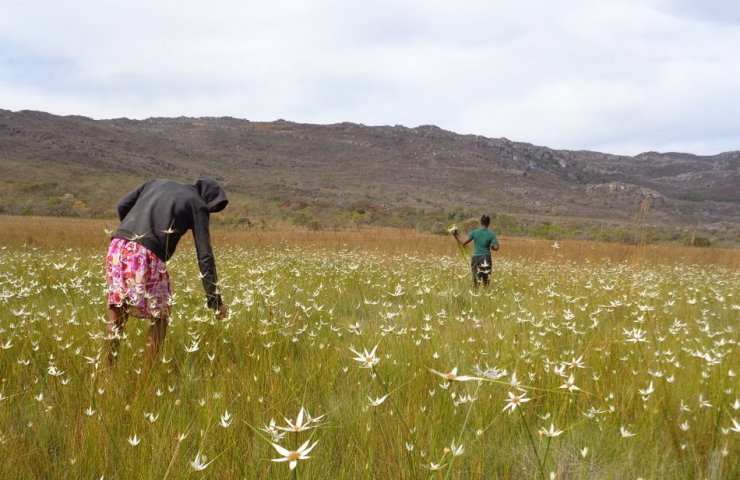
[0,0,738,154]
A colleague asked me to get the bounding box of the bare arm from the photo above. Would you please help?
[453,232,473,247]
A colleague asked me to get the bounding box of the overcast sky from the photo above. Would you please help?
[1,0,739,155]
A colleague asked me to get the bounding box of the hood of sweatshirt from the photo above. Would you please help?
[194,176,228,213]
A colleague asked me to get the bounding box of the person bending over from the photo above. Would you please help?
[105,176,228,365]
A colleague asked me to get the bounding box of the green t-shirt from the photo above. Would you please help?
[468,227,498,256]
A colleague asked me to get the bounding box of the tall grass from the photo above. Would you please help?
[0,217,737,478]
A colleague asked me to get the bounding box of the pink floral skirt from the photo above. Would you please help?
[106,238,171,319]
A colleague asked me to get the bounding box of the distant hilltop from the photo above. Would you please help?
[1,109,738,245]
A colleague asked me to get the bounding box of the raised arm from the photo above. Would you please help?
[454,231,473,247]
[452,231,473,247]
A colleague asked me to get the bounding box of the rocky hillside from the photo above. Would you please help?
[0,109,737,242]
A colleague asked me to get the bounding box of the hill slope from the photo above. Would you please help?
[0,109,737,243]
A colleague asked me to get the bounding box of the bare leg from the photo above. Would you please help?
[106,305,129,366]
[144,310,169,366]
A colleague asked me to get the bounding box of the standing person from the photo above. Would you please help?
[454,214,500,288]
[105,176,229,365]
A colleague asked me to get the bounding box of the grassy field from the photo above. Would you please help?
[0,216,737,479]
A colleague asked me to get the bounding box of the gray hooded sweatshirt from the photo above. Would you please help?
[113,176,228,310]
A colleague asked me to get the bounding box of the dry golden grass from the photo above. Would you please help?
[0,215,737,268]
